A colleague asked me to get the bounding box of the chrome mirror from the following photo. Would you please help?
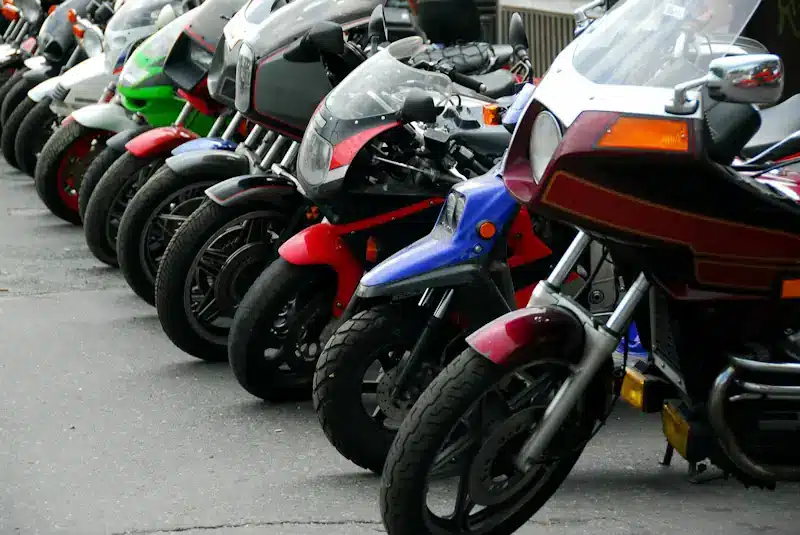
[707,54,784,105]
[573,0,605,38]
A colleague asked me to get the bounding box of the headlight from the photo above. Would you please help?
[82,27,104,58]
[189,43,213,70]
[530,111,562,184]
[234,43,253,112]
[119,57,148,87]
[438,191,466,233]
[296,122,333,187]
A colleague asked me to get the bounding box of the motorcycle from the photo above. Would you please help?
[118,0,411,307]
[379,1,800,533]
[81,0,247,267]
[34,3,202,225]
[223,29,525,405]
[0,0,61,134]
[2,0,113,174]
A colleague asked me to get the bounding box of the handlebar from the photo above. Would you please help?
[447,69,486,94]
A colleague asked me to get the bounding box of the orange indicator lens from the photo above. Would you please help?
[597,116,689,152]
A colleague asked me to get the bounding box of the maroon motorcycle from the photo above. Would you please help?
[380,0,800,533]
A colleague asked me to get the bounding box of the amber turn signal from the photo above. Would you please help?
[72,24,85,38]
[2,0,13,6]
[47,4,56,14]
[781,279,800,299]
[67,8,77,23]
[1,4,19,20]
[482,104,500,126]
[477,221,496,239]
[365,236,379,264]
[597,116,689,153]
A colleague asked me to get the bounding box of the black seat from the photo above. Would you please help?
[411,42,514,75]
[468,69,517,99]
[451,125,512,157]
[742,94,800,160]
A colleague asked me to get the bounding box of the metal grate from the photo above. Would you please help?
[496,5,576,78]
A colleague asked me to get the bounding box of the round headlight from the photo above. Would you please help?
[530,111,562,184]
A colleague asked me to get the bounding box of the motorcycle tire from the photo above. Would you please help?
[313,304,430,473]
[35,122,112,225]
[83,152,166,267]
[11,96,57,176]
[0,94,36,169]
[117,165,217,305]
[380,349,599,535]
[228,258,335,402]
[155,200,296,362]
[1,76,36,127]
[78,145,124,221]
[0,68,26,138]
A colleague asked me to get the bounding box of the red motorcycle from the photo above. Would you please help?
[379,1,800,533]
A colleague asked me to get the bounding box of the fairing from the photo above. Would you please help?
[170,137,237,155]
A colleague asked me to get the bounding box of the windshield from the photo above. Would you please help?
[573,0,761,88]
[119,8,194,86]
[325,36,453,120]
[104,0,189,74]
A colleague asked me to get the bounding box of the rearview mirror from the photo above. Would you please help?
[306,20,345,57]
[509,13,528,53]
[707,54,784,105]
[368,4,385,41]
[399,91,438,124]
[155,4,176,29]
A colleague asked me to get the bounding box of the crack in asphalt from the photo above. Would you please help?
[112,520,384,534]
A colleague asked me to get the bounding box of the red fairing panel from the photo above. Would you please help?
[278,222,364,317]
[466,305,584,367]
[125,126,199,158]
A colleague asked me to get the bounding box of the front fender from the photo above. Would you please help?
[466,305,585,367]
[106,125,154,152]
[278,223,364,317]
[125,126,199,158]
[22,55,46,71]
[205,172,299,206]
[171,137,237,156]
[28,74,60,103]
[165,149,251,179]
[58,55,105,90]
[71,102,138,133]
[22,65,56,85]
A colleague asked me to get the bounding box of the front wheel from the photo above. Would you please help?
[117,165,217,305]
[13,97,59,177]
[34,121,111,225]
[78,145,124,221]
[2,95,38,170]
[155,200,300,361]
[380,349,602,535]
[83,151,166,266]
[0,76,36,126]
[313,304,460,473]
[228,258,335,402]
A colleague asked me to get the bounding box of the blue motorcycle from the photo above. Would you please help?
[309,82,588,473]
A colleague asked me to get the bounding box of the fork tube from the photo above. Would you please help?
[243,124,264,149]
[219,111,242,140]
[515,272,650,471]
[174,102,193,126]
[255,131,278,159]
[207,113,229,139]
[542,231,591,291]
[259,136,289,168]
[3,20,17,42]
[12,22,28,45]
[278,141,299,168]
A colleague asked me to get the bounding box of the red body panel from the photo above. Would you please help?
[125,126,199,158]
[466,305,584,367]
[278,223,365,317]
[330,122,399,170]
[177,83,224,117]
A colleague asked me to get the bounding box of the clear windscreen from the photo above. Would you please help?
[325,36,454,120]
[572,0,762,88]
[118,8,194,85]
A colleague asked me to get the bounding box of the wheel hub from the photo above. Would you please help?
[467,406,541,507]
[213,241,269,315]
[377,363,439,422]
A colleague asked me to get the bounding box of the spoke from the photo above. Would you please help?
[198,248,229,275]
[450,461,476,531]
[195,295,220,324]
[370,406,387,426]
[506,373,555,412]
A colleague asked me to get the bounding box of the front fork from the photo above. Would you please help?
[514,230,650,471]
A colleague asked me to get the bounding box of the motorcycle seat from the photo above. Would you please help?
[451,125,512,157]
[412,42,515,75]
[742,94,800,160]
[469,69,518,99]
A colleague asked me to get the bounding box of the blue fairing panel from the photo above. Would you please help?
[360,170,519,288]
[171,137,238,156]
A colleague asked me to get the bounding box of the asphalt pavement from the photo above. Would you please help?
[0,163,798,535]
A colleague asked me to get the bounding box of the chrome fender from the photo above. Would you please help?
[70,102,137,133]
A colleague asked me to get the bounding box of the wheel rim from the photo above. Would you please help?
[56,131,109,213]
[138,182,215,285]
[104,159,164,249]
[419,362,583,535]
[182,211,285,345]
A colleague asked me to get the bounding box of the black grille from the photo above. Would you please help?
[50,83,69,102]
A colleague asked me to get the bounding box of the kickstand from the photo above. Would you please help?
[688,461,730,485]
[660,443,674,467]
